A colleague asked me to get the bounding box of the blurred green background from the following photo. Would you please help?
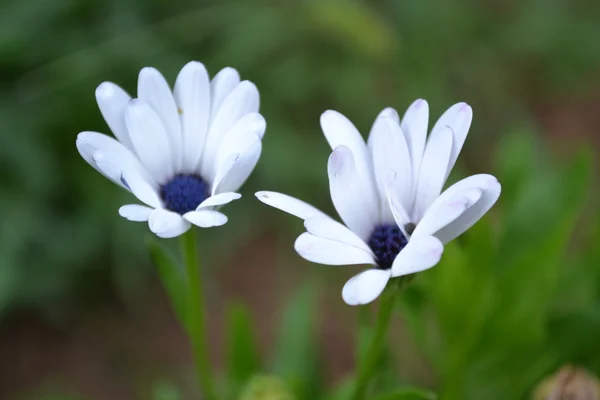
[1,0,600,399]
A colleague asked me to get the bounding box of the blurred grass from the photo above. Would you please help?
[1,0,600,399]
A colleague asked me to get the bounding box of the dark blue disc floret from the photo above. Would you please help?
[160,174,210,215]
[368,224,408,270]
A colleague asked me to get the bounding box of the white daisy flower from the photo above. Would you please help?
[256,100,500,305]
[76,62,265,238]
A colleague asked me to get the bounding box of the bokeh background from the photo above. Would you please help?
[1,0,600,399]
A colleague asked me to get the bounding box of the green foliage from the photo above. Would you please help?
[226,303,262,398]
[371,388,437,400]
[401,133,597,400]
[238,375,295,400]
[147,235,188,328]
[151,381,182,400]
[271,282,322,399]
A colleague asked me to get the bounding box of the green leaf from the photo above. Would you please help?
[226,302,262,394]
[272,281,322,399]
[146,235,187,328]
[238,375,295,400]
[356,305,374,367]
[493,148,592,343]
[371,387,437,400]
[151,381,182,400]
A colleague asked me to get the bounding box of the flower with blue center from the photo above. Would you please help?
[256,100,501,305]
[76,61,265,238]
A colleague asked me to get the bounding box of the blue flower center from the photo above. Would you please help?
[160,174,210,215]
[368,224,408,270]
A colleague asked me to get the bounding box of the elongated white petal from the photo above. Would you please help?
[294,232,376,266]
[386,189,411,238]
[174,61,211,172]
[401,99,429,183]
[197,192,241,210]
[94,152,162,208]
[184,210,228,228]
[369,116,413,219]
[95,82,133,150]
[430,103,473,181]
[304,218,373,255]
[118,204,153,222]
[148,209,191,238]
[138,67,183,171]
[202,81,259,180]
[435,176,501,244]
[391,235,443,277]
[328,146,378,240]
[76,131,143,186]
[412,188,482,237]
[255,191,330,221]
[212,134,261,194]
[342,269,391,306]
[412,126,453,221]
[369,107,400,128]
[211,153,239,195]
[125,99,173,183]
[320,110,374,186]
[215,113,266,168]
[210,67,241,122]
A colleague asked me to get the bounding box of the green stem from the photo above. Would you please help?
[350,277,405,400]
[181,229,217,400]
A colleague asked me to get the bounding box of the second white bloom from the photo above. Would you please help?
[256,100,500,306]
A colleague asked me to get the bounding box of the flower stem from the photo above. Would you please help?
[181,229,217,400]
[350,277,406,400]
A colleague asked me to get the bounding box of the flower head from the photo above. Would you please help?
[256,100,500,305]
[77,62,265,238]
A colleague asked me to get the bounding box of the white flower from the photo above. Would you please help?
[77,62,265,238]
[256,100,500,305]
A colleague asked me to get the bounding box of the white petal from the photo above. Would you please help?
[215,113,266,168]
[95,82,133,150]
[342,269,391,306]
[118,204,153,222]
[183,210,228,228]
[369,107,399,126]
[294,232,376,266]
[328,146,379,240]
[138,67,183,171]
[255,191,330,221]
[435,176,501,244]
[412,188,482,238]
[76,131,139,187]
[148,209,191,238]
[412,126,454,221]
[202,81,259,180]
[369,116,413,220]
[94,152,162,208]
[174,61,211,172]
[391,235,443,277]
[304,218,373,255]
[386,188,411,238]
[196,192,241,210]
[320,110,374,189]
[210,67,241,122]
[400,99,429,183]
[212,135,261,194]
[125,99,173,183]
[430,103,473,181]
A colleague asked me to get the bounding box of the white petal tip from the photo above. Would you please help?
[95,82,117,98]
[139,66,159,76]
[414,98,428,108]
[379,107,398,118]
